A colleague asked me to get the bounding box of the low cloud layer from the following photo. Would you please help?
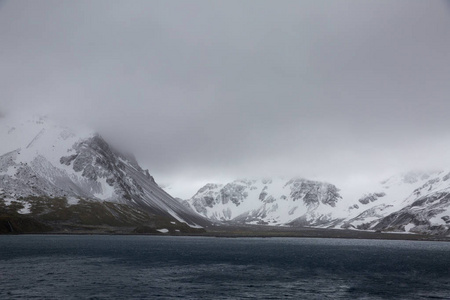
[1,0,450,197]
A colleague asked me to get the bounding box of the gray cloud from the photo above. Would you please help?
[1,0,450,197]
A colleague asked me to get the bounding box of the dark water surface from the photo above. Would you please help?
[0,235,449,299]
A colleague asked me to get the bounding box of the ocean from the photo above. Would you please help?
[0,235,449,299]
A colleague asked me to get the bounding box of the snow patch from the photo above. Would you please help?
[157,228,169,233]
[187,223,203,229]
[3,198,13,206]
[67,197,80,205]
[93,177,115,200]
[4,165,17,177]
[404,223,415,232]
[429,210,450,225]
[18,202,31,214]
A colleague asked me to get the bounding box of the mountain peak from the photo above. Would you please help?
[0,115,208,228]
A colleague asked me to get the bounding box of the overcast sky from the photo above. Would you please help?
[1,0,450,198]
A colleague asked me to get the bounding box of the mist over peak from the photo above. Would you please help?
[1,0,450,197]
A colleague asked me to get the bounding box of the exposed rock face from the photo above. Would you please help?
[221,180,252,206]
[286,178,341,207]
[358,192,386,205]
[189,183,223,215]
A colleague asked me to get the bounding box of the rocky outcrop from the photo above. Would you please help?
[358,192,386,205]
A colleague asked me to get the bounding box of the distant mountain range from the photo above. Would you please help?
[183,172,450,235]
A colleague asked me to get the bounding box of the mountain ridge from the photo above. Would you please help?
[185,172,450,235]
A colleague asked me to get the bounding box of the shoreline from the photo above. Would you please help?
[3,226,450,242]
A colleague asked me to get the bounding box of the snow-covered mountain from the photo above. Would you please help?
[0,115,207,228]
[186,172,450,235]
[185,178,342,226]
[341,171,450,235]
